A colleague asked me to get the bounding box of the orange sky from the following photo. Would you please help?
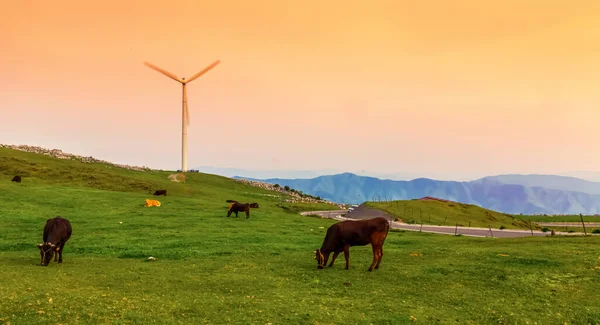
[1,0,599,179]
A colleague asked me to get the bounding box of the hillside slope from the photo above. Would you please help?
[365,199,534,230]
[0,146,337,211]
[240,173,600,215]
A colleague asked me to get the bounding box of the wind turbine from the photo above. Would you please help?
[144,59,221,172]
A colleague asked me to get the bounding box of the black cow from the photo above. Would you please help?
[225,200,259,219]
[37,216,72,266]
[153,189,167,196]
[11,176,21,183]
[314,217,390,271]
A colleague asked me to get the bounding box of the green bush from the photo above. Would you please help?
[592,229,600,234]
[542,227,550,233]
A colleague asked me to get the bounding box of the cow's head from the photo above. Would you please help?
[37,242,59,266]
[314,249,325,269]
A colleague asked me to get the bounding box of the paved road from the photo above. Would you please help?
[301,207,584,238]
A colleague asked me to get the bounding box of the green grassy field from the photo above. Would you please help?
[366,200,536,230]
[1,148,600,324]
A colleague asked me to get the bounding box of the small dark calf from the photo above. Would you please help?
[226,200,259,219]
[11,176,21,183]
[153,189,167,196]
[38,216,72,266]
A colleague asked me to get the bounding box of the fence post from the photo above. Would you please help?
[489,226,494,238]
[455,223,458,236]
[444,216,448,226]
[420,221,423,232]
[580,213,587,235]
[529,219,534,236]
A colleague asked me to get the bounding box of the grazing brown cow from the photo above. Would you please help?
[314,217,390,271]
[153,189,167,196]
[37,216,72,266]
[226,200,259,219]
[11,175,21,183]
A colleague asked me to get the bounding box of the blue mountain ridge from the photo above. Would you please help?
[234,173,600,215]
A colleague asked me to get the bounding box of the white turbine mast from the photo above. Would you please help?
[144,60,221,172]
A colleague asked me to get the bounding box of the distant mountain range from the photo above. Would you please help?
[198,166,600,182]
[196,166,479,181]
[195,166,341,180]
[233,173,600,215]
[559,171,600,182]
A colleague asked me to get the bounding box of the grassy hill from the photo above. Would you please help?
[366,199,536,230]
[1,147,600,324]
[0,147,336,212]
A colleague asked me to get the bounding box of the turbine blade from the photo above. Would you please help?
[144,61,181,83]
[186,60,221,83]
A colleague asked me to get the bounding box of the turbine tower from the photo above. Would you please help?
[144,60,221,172]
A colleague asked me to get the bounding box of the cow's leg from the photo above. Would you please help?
[245,208,250,219]
[235,211,239,217]
[328,251,340,267]
[368,245,378,271]
[58,243,65,263]
[343,244,350,270]
[369,244,382,271]
[374,246,384,269]
[54,250,58,262]
[374,232,388,270]
[227,210,232,217]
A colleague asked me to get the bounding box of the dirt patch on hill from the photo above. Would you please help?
[168,173,186,183]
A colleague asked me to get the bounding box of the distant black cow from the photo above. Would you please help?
[37,216,72,266]
[153,189,167,196]
[314,217,390,271]
[226,200,259,219]
[11,176,21,183]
